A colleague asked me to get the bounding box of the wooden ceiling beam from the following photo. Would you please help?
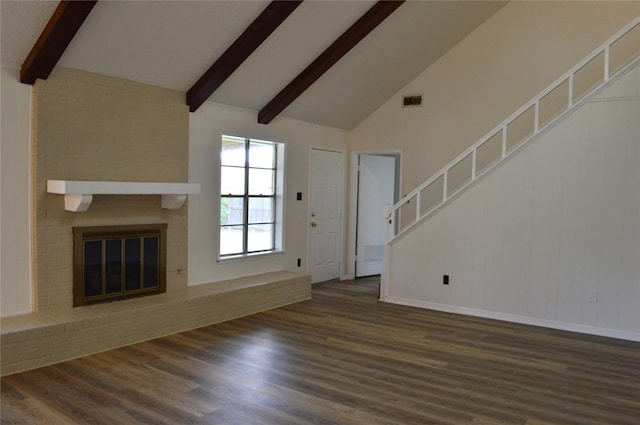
[187,1,303,113]
[20,1,97,85]
[258,0,404,125]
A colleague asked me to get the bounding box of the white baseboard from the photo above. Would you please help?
[384,296,640,342]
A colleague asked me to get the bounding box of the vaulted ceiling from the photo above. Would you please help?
[1,1,505,130]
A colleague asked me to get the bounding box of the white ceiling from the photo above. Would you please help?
[1,1,505,129]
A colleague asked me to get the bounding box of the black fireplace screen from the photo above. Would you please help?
[73,224,167,306]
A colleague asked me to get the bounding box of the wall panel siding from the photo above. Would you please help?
[386,67,640,339]
[619,108,640,331]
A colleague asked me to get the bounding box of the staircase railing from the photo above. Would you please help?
[385,17,640,244]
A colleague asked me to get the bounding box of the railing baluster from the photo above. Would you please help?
[443,171,448,202]
[534,100,540,133]
[604,45,610,81]
[471,148,477,180]
[568,73,574,107]
[416,191,421,222]
[392,209,397,238]
[385,203,394,239]
[501,126,507,158]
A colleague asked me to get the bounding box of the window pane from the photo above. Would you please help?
[248,224,274,252]
[222,197,244,225]
[84,240,102,297]
[221,136,246,166]
[125,238,141,291]
[220,166,245,195]
[249,141,275,169]
[219,136,282,258]
[143,237,159,288]
[105,239,122,294]
[249,197,274,224]
[248,169,274,195]
[220,225,244,256]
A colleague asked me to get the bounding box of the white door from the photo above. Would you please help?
[309,149,343,283]
[356,154,396,277]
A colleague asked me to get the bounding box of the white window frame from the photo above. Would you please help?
[218,135,285,261]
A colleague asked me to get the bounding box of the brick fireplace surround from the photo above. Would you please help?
[0,68,310,376]
[32,68,189,311]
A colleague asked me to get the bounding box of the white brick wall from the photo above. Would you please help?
[32,68,189,310]
[1,271,311,376]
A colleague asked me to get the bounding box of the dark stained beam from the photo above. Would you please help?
[20,1,97,85]
[258,0,404,125]
[187,1,303,113]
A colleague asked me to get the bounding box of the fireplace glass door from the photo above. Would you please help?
[74,224,167,306]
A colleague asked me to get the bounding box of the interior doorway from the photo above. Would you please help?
[349,152,401,279]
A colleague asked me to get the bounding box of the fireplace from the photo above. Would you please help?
[73,224,167,307]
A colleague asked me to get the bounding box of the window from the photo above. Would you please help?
[219,135,284,258]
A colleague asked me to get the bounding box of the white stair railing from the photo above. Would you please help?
[385,17,640,244]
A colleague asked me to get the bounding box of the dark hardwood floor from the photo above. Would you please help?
[2,277,639,425]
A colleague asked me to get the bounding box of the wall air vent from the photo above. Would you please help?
[402,95,422,107]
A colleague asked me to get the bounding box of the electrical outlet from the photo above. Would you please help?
[297,258,301,267]
[443,275,449,285]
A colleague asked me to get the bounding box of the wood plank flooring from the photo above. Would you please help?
[2,277,639,424]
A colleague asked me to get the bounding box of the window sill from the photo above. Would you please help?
[217,250,284,264]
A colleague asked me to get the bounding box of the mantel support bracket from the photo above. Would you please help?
[64,194,93,212]
[161,194,187,210]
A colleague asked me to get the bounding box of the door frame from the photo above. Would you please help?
[307,146,347,283]
[347,149,403,281]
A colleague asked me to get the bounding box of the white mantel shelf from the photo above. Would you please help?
[47,180,200,212]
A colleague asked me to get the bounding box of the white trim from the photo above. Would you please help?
[28,83,34,314]
[47,180,200,195]
[216,250,285,264]
[347,153,358,280]
[216,134,286,261]
[384,296,640,342]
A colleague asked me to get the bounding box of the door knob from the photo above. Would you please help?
[310,221,317,227]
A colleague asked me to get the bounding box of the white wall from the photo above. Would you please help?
[386,65,640,340]
[348,1,640,193]
[188,103,347,285]
[1,65,32,316]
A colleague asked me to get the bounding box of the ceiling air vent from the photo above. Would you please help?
[402,95,422,107]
